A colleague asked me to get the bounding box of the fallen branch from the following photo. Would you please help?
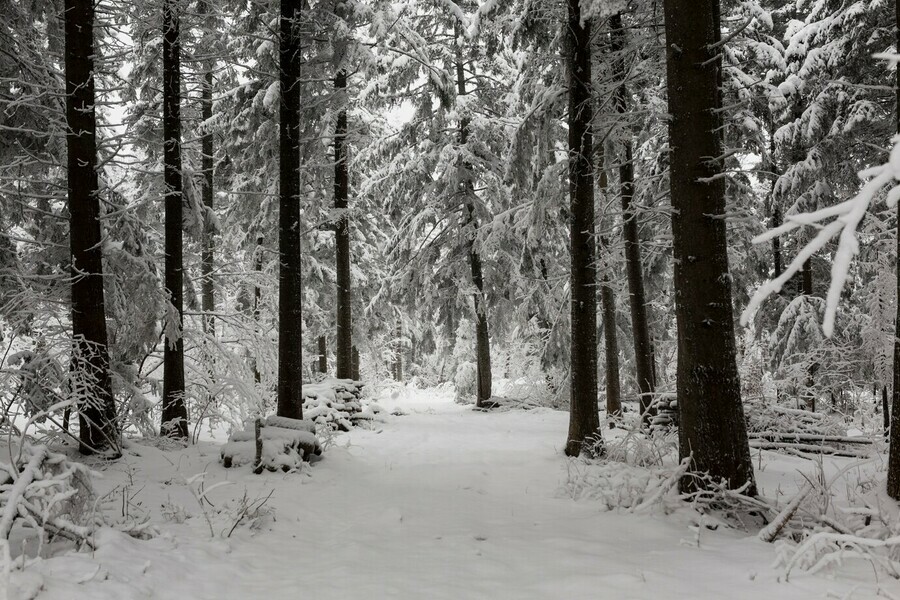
[759,482,813,542]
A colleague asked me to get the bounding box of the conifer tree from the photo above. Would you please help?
[278,0,304,419]
[565,0,602,457]
[161,0,189,439]
[662,0,755,492]
[65,0,120,455]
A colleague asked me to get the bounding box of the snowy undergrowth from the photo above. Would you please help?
[3,384,895,599]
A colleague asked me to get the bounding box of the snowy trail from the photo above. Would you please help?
[14,388,887,599]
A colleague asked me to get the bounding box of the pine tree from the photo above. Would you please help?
[565,0,602,457]
[161,0,189,439]
[64,0,120,456]
[277,0,304,420]
[662,0,755,493]
[334,63,352,380]
[610,11,655,424]
[886,0,900,501]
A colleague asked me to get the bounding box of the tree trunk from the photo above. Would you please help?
[253,236,263,384]
[771,193,783,279]
[277,0,304,420]
[887,0,900,499]
[200,0,215,337]
[662,0,755,494]
[884,385,890,442]
[565,0,602,457]
[599,253,621,422]
[611,12,654,424]
[801,258,813,296]
[65,0,120,456]
[595,143,621,421]
[161,0,188,439]
[394,321,403,382]
[455,40,492,407]
[318,336,327,374]
[334,68,352,379]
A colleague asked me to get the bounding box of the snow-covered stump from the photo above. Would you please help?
[222,417,322,472]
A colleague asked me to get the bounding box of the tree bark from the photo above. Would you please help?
[455,38,492,407]
[887,0,900,499]
[334,68,352,379]
[199,0,215,337]
[662,0,755,493]
[161,0,188,439]
[351,346,360,380]
[394,321,403,382]
[318,336,327,374]
[595,142,621,421]
[64,0,120,456]
[277,0,304,420]
[565,0,602,457]
[253,236,263,384]
[611,12,654,425]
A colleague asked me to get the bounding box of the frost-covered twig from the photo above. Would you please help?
[741,134,900,336]
[0,445,47,539]
[785,532,900,580]
[631,456,692,513]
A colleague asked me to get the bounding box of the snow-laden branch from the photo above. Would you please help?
[741,134,900,337]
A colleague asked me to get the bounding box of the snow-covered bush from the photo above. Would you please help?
[0,441,95,549]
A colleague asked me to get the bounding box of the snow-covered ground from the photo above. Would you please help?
[9,386,897,599]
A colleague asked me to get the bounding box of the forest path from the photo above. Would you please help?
[19,387,876,600]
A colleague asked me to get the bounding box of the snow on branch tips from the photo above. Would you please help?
[741,133,900,337]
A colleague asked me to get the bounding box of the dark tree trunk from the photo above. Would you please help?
[596,146,621,421]
[161,0,188,439]
[394,321,403,382]
[65,0,119,456]
[277,0,304,419]
[318,336,327,374]
[599,254,621,422]
[887,0,900,499]
[802,258,813,296]
[199,0,215,337]
[772,204,783,278]
[884,385,891,442]
[611,12,654,424]
[455,45,492,407]
[252,237,263,384]
[565,0,602,457]
[662,0,755,494]
[334,69,352,379]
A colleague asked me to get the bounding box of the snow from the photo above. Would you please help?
[7,386,895,599]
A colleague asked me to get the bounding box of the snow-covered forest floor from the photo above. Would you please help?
[8,385,898,600]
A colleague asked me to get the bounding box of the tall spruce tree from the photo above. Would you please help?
[886,0,900,500]
[662,0,755,492]
[278,0,304,419]
[565,0,602,457]
[65,0,120,456]
[161,0,188,439]
[334,65,352,380]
